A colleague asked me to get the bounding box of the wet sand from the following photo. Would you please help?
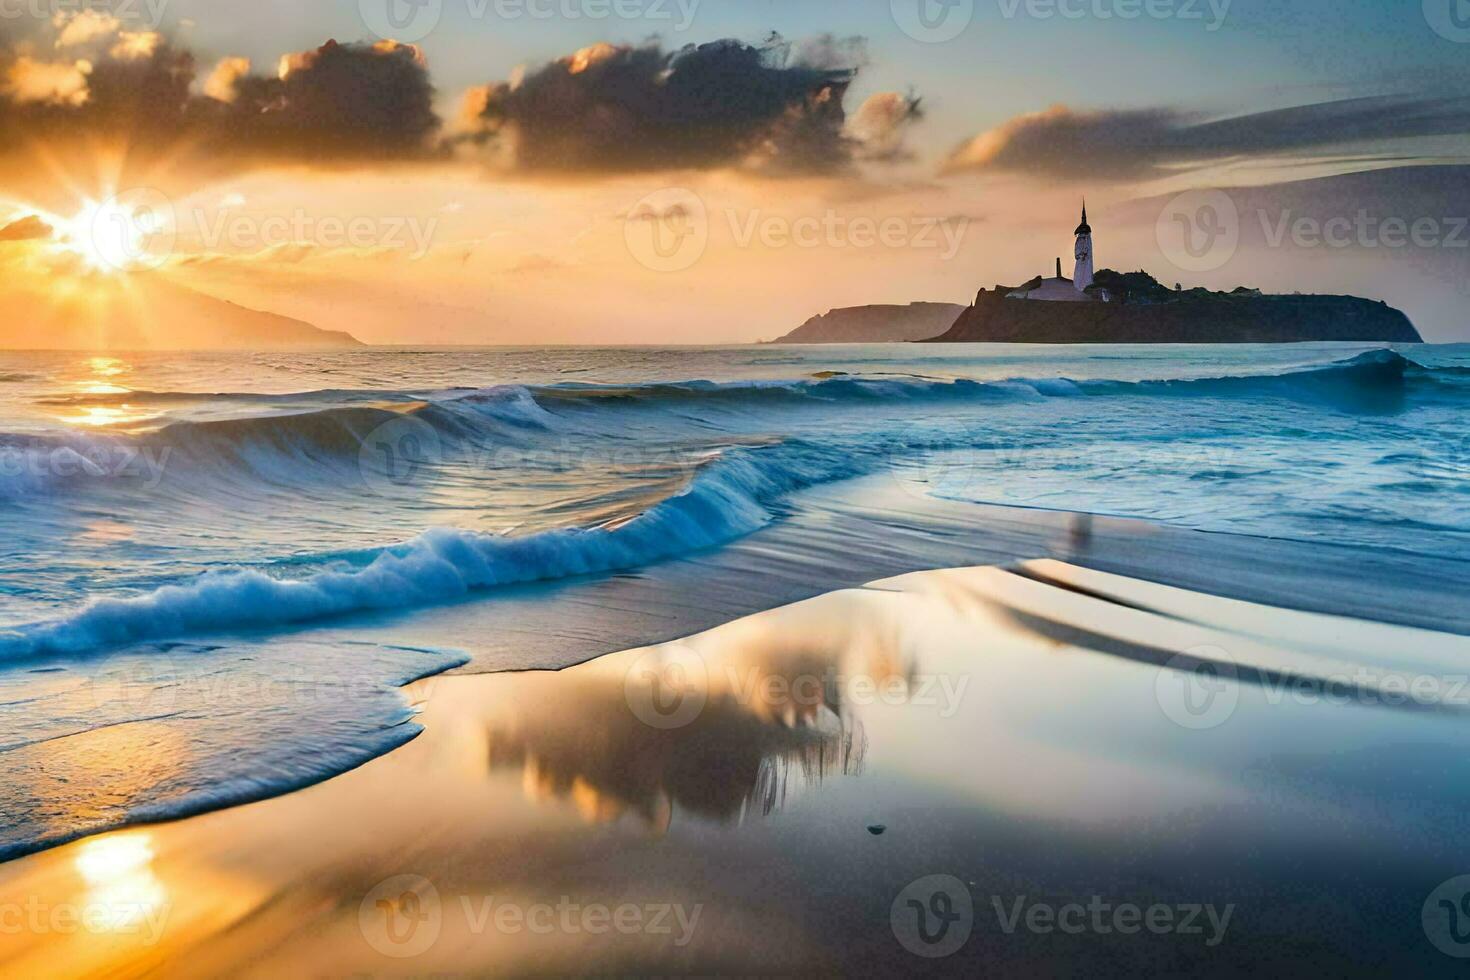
[4,560,1470,977]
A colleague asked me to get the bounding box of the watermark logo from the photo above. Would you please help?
[995,0,1231,31]
[892,0,975,43]
[1425,0,1470,42]
[359,874,443,958]
[0,1,172,27]
[1417,432,1470,482]
[1424,875,1470,957]
[624,188,708,273]
[1156,188,1239,273]
[70,191,439,269]
[83,656,181,715]
[1155,645,1238,730]
[359,0,443,41]
[82,187,175,273]
[990,894,1233,944]
[623,644,708,729]
[0,444,171,490]
[891,874,974,957]
[1258,210,1468,251]
[359,415,445,496]
[193,206,438,259]
[624,189,971,272]
[726,210,970,259]
[358,0,699,40]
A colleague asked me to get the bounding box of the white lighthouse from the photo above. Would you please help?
[1004,202,1109,303]
[1073,202,1094,292]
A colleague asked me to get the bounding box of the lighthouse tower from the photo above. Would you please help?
[1073,202,1094,292]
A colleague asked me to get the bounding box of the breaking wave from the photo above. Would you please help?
[0,442,858,659]
[1,349,1460,657]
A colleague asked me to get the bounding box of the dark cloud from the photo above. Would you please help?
[212,40,438,161]
[944,96,1470,181]
[0,27,440,173]
[457,36,876,175]
[2,23,904,181]
[0,215,53,242]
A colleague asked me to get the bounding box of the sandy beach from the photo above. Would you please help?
[5,558,1470,977]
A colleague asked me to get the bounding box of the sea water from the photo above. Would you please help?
[0,342,1466,855]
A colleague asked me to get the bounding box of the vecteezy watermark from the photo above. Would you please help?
[623,645,971,729]
[80,653,455,717]
[1155,645,1239,730]
[1158,188,1468,273]
[192,209,438,259]
[1156,188,1241,273]
[0,0,171,26]
[0,444,171,489]
[1416,431,1470,482]
[623,188,972,272]
[0,895,171,945]
[891,0,975,43]
[724,210,971,260]
[358,0,699,43]
[358,874,703,958]
[1157,645,1470,729]
[1258,210,1469,251]
[360,875,443,958]
[1424,0,1470,43]
[996,0,1230,30]
[358,415,445,497]
[989,894,1234,946]
[356,414,704,498]
[891,875,974,957]
[1424,874,1470,958]
[623,645,710,729]
[74,188,439,273]
[1257,668,1470,710]
[888,422,1246,507]
[623,187,710,273]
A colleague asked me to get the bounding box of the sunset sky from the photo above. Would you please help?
[1,0,1467,345]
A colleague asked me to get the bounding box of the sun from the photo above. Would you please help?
[65,196,168,273]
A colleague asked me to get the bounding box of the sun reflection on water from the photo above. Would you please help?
[85,356,130,378]
[55,355,156,428]
[74,833,169,935]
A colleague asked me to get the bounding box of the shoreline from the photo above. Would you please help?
[3,484,1468,867]
[4,559,1469,975]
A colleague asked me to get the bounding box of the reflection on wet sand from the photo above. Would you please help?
[489,669,867,830]
[6,561,1470,976]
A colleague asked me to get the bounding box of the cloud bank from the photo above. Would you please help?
[455,36,903,176]
[1,17,912,181]
[944,96,1470,181]
[0,13,439,170]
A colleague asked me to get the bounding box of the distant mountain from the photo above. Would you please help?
[927,272,1421,344]
[1,273,362,349]
[772,302,966,343]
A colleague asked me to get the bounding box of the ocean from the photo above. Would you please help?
[1,342,1467,858]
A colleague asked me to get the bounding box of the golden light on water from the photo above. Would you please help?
[75,834,153,884]
[66,405,143,428]
[86,356,129,378]
[55,355,155,429]
[74,833,169,936]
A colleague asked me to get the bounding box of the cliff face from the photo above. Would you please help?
[927,287,1422,344]
[773,302,965,343]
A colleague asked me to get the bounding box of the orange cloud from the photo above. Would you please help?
[202,56,251,103]
[2,56,91,106]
